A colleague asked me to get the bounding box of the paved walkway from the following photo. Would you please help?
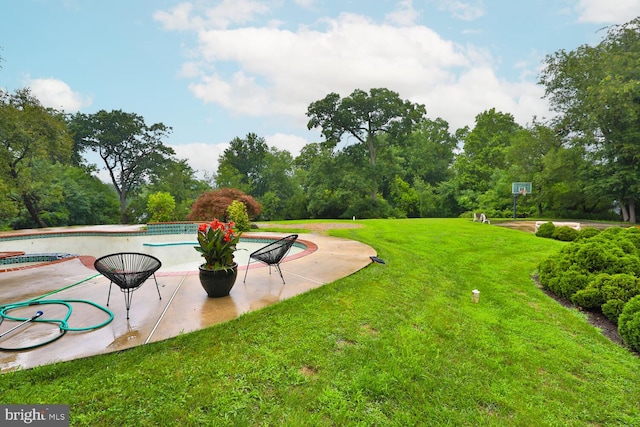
[0,230,376,372]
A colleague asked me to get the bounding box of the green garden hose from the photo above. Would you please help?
[0,275,114,351]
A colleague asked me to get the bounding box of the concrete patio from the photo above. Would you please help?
[0,230,376,373]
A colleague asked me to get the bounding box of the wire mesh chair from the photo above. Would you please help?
[94,252,162,319]
[243,234,298,284]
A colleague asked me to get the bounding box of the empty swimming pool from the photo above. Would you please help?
[0,232,306,273]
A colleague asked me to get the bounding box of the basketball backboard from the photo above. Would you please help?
[511,182,532,195]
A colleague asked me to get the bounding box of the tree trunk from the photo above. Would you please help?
[629,200,636,224]
[22,193,47,228]
[621,202,629,222]
[367,133,377,202]
[119,192,128,224]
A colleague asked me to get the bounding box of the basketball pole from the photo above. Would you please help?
[513,189,527,219]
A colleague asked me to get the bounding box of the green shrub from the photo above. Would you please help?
[540,226,640,327]
[575,242,617,273]
[618,295,640,352]
[552,226,579,242]
[602,299,627,324]
[612,255,640,276]
[226,200,251,232]
[622,227,640,250]
[549,269,591,300]
[536,222,555,238]
[147,191,176,223]
[577,227,601,240]
[571,285,604,309]
[601,226,624,236]
[571,273,640,322]
[601,274,640,301]
[612,236,637,255]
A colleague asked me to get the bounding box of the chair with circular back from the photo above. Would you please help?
[243,234,298,284]
[94,252,162,319]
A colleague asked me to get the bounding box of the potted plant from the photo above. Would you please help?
[195,219,242,297]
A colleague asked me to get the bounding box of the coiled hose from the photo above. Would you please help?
[0,274,114,351]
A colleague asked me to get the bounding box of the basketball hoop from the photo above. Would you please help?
[519,188,527,196]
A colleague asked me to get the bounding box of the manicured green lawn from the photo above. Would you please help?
[2,219,639,426]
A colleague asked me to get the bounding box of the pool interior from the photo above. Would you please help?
[0,234,307,273]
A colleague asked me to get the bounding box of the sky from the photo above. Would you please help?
[1,0,639,180]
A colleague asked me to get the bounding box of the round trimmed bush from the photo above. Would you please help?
[552,226,579,242]
[618,295,640,352]
[571,273,640,322]
[602,299,627,324]
[575,242,617,273]
[536,222,556,238]
[601,226,624,236]
[536,222,556,239]
[622,227,640,250]
[577,227,601,240]
[553,269,591,300]
[612,255,640,276]
[612,236,637,255]
[571,285,604,309]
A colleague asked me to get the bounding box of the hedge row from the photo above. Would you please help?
[535,222,601,241]
[538,226,640,352]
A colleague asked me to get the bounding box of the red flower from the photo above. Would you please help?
[195,218,242,271]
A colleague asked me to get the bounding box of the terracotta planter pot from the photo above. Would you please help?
[198,263,238,297]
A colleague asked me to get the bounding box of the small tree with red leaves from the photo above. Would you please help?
[187,188,262,222]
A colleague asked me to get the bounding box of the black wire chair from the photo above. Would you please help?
[94,252,162,319]
[243,234,298,284]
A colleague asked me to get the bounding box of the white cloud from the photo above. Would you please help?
[431,0,485,21]
[576,0,640,24]
[157,3,552,135]
[26,77,92,112]
[265,132,309,157]
[182,13,472,119]
[423,67,550,130]
[385,0,420,26]
[154,0,273,31]
[170,141,228,178]
[294,0,316,8]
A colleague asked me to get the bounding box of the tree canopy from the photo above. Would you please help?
[69,109,175,223]
[0,88,73,227]
[540,17,640,223]
[307,88,426,202]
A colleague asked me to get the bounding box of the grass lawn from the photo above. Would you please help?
[2,218,639,426]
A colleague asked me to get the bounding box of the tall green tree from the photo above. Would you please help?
[306,88,426,202]
[9,161,120,228]
[0,88,72,227]
[397,117,457,186]
[69,110,174,223]
[539,17,640,223]
[216,133,268,195]
[453,108,522,214]
[143,158,210,221]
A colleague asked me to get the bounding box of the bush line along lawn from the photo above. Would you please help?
[2,219,639,426]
